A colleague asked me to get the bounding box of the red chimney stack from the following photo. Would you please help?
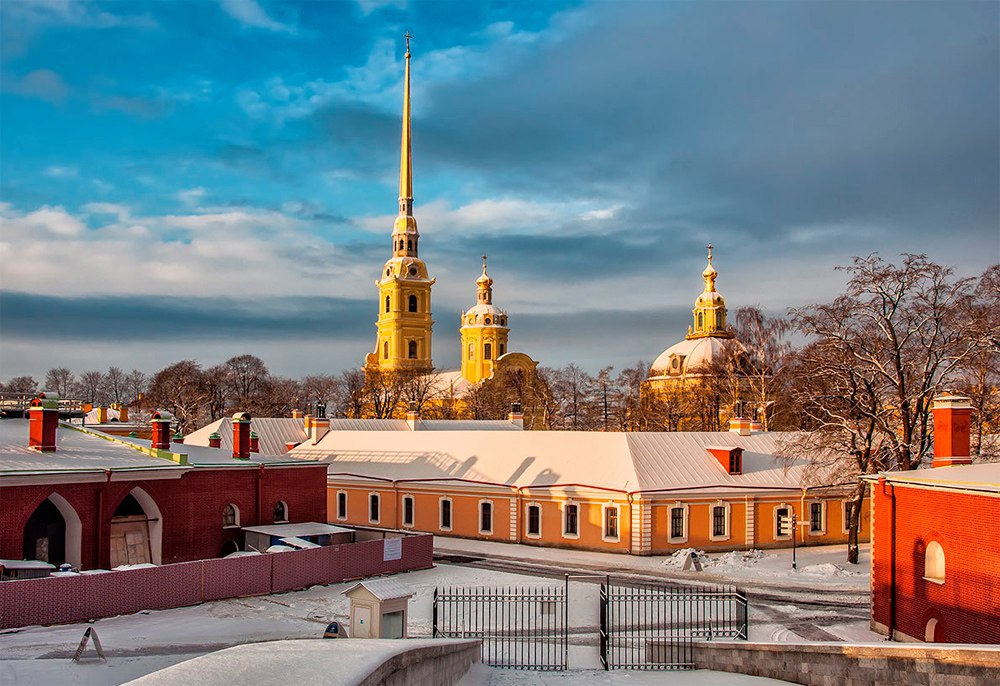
[932,394,973,467]
[208,432,222,448]
[150,411,173,451]
[232,412,252,459]
[249,431,260,453]
[28,392,60,452]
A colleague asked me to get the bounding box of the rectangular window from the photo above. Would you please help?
[670,507,685,540]
[369,493,380,523]
[564,504,579,537]
[485,343,492,360]
[729,452,741,474]
[480,501,493,534]
[440,499,452,530]
[843,501,854,533]
[337,492,347,520]
[810,502,824,533]
[712,506,727,538]
[402,496,414,527]
[604,507,619,540]
[776,507,790,538]
[527,504,541,537]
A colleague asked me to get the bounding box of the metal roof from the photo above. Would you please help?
[342,576,414,601]
[873,462,1000,492]
[242,522,354,537]
[185,417,307,456]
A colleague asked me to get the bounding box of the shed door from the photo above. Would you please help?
[381,610,404,639]
[353,606,372,639]
[109,516,151,567]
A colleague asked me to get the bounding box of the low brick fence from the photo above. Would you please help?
[691,641,1000,686]
[0,534,433,630]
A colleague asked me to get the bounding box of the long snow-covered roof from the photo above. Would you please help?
[289,428,840,495]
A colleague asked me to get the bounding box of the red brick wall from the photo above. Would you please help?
[0,464,328,569]
[872,481,1000,643]
[0,535,433,630]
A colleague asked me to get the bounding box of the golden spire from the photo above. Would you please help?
[398,32,413,206]
[702,242,718,292]
[477,254,493,301]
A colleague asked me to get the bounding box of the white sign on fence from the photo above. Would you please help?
[383,537,402,561]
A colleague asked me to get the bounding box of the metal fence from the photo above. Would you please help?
[601,579,748,670]
[432,584,568,670]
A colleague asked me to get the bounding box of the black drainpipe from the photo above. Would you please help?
[888,482,897,641]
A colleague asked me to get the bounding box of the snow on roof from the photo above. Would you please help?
[185,417,307,456]
[342,576,414,601]
[116,434,307,467]
[876,462,1000,492]
[242,522,354,537]
[290,428,826,494]
[0,559,56,569]
[0,420,186,476]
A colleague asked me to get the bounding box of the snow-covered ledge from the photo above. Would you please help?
[124,638,481,686]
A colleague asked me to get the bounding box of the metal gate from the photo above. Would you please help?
[600,579,748,670]
[433,583,568,670]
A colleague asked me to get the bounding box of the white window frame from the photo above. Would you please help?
[667,502,689,544]
[773,503,793,541]
[602,503,620,543]
[562,502,580,540]
[368,492,381,525]
[336,491,348,522]
[808,500,826,536]
[525,502,542,539]
[842,500,854,534]
[274,500,289,524]
[709,500,731,541]
[439,496,453,532]
[924,541,946,585]
[223,503,240,529]
[478,499,494,535]
[401,494,415,528]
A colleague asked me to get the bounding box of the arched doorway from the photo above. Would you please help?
[109,488,162,567]
[925,618,940,643]
[23,499,65,564]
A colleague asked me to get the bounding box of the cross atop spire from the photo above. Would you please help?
[482,254,488,274]
[706,243,713,264]
[404,31,412,55]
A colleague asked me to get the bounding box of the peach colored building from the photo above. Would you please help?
[280,414,867,555]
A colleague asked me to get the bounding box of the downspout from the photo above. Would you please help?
[516,486,525,544]
[888,482,897,641]
[97,469,111,568]
[257,463,265,524]
[394,480,400,530]
[626,492,635,555]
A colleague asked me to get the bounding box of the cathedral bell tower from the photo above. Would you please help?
[687,243,734,340]
[460,255,510,384]
[365,34,435,374]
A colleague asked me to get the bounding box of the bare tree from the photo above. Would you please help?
[145,360,209,432]
[338,369,366,418]
[222,354,273,414]
[789,254,986,563]
[77,370,107,405]
[44,367,75,397]
[300,375,341,414]
[549,363,593,429]
[105,366,127,404]
[726,306,794,431]
[954,265,1000,457]
[364,367,402,419]
[2,376,38,395]
[398,370,440,415]
[126,369,148,405]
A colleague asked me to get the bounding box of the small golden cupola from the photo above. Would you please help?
[365,33,436,374]
[460,255,510,384]
[687,243,734,340]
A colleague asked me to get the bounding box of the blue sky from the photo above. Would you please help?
[1,0,998,380]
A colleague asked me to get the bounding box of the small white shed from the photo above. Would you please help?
[342,577,414,639]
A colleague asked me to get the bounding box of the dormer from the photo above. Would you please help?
[706,446,743,475]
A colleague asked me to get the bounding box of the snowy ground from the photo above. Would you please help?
[459,664,798,686]
[0,544,880,685]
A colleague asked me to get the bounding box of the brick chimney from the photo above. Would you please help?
[172,430,184,445]
[291,409,304,419]
[728,417,751,436]
[249,430,260,453]
[150,410,173,451]
[208,431,222,448]
[508,402,524,428]
[28,392,60,452]
[406,401,421,431]
[119,405,129,422]
[310,417,330,445]
[932,394,973,468]
[232,412,252,459]
[96,406,108,424]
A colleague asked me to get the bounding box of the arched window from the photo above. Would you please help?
[273,501,288,523]
[407,239,412,251]
[925,541,945,582]
[223,504,239,528]
[383,341,389,359]
[484,343,492,360]
[384,295,390,313]
[697,312,704,329]
[468,342,475,360]
[408,340,418,359]
[716,311,724,328]
[499,344,505,356]
[408,294,417,312]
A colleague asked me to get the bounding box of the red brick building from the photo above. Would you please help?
[869,395,1000,643]
[1,412,327,570]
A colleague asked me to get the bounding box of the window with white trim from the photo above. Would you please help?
[809,501,825,535]
[402,495,415,527]
[273,501,288,523]
[223,503,239,528]
[843,500,855,534]
[479,500,493,535]
[439,498,453,531]
[563,503,579,538]
[603,505,619,541]
[774,505,792,540]
[924,541,945,583]
[369,493,380,524]
[710,502,730,540]
[668,503,688,543]
[336,492,347,521]
[526,503,541,538]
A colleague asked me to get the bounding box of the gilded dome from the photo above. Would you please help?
[650,337,731,377]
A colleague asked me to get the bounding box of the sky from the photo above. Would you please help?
[1,0,998,381]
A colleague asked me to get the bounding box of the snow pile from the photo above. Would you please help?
[661,548,767,570]
[798,562,860,577]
